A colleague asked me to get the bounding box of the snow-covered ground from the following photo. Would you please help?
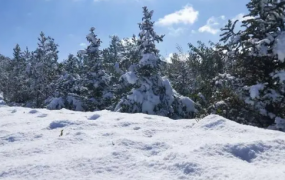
[1,106,285,180]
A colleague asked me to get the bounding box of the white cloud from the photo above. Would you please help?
[198,16,225,35]
[168,27,185,37]
[165,53,174,63]
[164,52,189,63]
[79,43,87,47]
[121,38,134,46]
[232,13,254,22]
[156,5,199,27]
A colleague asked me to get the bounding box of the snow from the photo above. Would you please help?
[215,100,227,106]
[272,70,285,82]
[114,62,123,74]
[0,92,6,105]
[46,97,65,110]
[122,71,138,84]
[275,117,285,131]
[47,94,84,111]
[249,84,264,99]
[1,106,285,180]
[139,53,158,67]
[273,32,285,62]
[162,78,174,102]
[86,33,98,45]
[77,50,87,56]
[127,88,160,114]
[180,97,195,112]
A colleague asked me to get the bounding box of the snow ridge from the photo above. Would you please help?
[1,107,285,180]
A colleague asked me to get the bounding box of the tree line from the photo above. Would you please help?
[0,0,285,132]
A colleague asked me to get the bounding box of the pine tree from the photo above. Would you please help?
[28,32,59,108]
[46,54,87,111]
[216,0,285,129]
[7,44,29,104]
[115,7,197,119]
[120,35,140,73]
[80,27,113,111]
[102,35,124,77]
[188,42,225,104]
[166,49,193,97]
[0,54,12,102]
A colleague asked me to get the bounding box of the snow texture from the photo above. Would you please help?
[273,32,285,62]
[139,53,158,67]
[275,117,285,131]
[272,70,285,82]
[47,95,84,111]
[249,84,264,99]
[180,97,195,112]
[122,71,138,85]
[1,106,285,180]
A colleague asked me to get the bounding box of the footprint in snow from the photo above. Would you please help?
[29,109,38,114]
[144,117,152,120]
[143,129,156,138]
[48,120,81,129]
[88,114,100,120]
[37,114,48,118]
[174,162,201,175]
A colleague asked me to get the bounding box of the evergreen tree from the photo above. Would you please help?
[0,54,12,102]
[46,54,87,111]
[214,0,285,130]
[102,35,124,78]
[80,27,113,111]
[120,35,140,73]
[165,42,225,109]
[115,7,197,119]
[187,42,225,103]
[166,48,193,97]
[7,44,29,104]
[28,32,59,108]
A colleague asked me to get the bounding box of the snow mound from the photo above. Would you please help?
[1,106,285,180]
[0,92,6,106]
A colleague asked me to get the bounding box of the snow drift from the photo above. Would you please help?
[1,106,285,180]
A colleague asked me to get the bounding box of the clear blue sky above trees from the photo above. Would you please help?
[0,0,248,61]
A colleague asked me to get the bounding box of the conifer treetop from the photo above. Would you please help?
[138,6,164,55]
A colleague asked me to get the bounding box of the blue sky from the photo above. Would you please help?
[0,0,249,61]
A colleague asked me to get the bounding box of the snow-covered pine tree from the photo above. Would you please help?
[187,42,226,105]
[7,44,30,104]
[102,35,124,78]
[80,27,113,111]
[119,35,141,73]
[28,32,59,108]
[106,35,145,109]
[46,54,87,111]
[216,0,285,130]
[165,48,193,97]
[115,6,197,119]
[0,54,11,102]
